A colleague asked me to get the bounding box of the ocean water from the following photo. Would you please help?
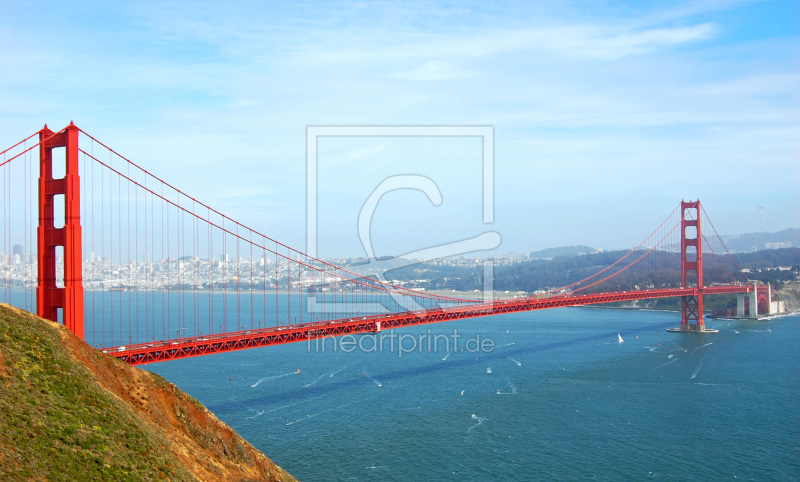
[139,307,799,481]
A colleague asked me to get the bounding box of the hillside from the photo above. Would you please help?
[720,228,799,253]
[529,245,596,259]
[0,304,295,481]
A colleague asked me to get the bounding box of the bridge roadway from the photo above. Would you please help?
[108,285,752,365]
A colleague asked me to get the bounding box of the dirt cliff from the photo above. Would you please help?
[0,304,295,481]
[774,281,800,313]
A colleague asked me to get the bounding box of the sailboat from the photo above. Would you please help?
[617,333,624,343]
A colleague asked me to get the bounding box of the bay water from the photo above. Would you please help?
[137,306,799,480]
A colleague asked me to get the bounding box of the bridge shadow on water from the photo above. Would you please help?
[206,320,676,415]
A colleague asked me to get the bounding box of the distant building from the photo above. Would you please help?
[12,244,23,257]
[765,242,792,249]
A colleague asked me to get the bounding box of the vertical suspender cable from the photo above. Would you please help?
[250,231,254,330]
[117,153,122,345]
[165,182,170,340]
[23,144,27,311]
[91,148,98,345]
[161,183,165,342]
[135,172,139,344]
[236,224,240,331]
[208,207,213,336]
[102,150,107,344]
[222,217,226,333]
[288,249,291,325]
[192,200,196,336]
[144,175,148,344]
[263,235,267,330]
[151,183,155,340]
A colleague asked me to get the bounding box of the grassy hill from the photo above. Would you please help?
[0,304,295,481]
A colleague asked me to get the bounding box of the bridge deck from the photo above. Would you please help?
[108,285,751,365]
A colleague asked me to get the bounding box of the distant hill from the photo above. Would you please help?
[529,245,595,259]
[0,304,295,481]
[719,228,799,253]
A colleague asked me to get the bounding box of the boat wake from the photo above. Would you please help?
[303,372,328,388]
[691,358,704,379]
[251,393,332,419]
[497,379,518,395]
[691,342,713,354]
[304,365,348,388]
[251,369,299,388]
[285,406,340,426]
[653,357,680,369]
[245,409,266,420]
[285,395,378,426]
[467,413,487,433]
[672,343,688,353]
[362,371,383,388]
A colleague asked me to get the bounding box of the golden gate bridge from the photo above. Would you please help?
[1,123,756,365]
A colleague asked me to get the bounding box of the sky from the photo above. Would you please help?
[1,0,798,259]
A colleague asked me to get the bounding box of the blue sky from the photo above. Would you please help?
[2,0,798,258]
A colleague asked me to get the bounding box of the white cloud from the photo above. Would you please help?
[389,60,479,81]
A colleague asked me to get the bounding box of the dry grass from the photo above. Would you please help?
[0,304,295,481]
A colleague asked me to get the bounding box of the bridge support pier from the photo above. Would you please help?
[736,283,760,319]
[736,282,785,318]
[668,200,717,333]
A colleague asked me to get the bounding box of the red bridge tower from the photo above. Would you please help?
[37,123,85,339]
[668,199,717,333]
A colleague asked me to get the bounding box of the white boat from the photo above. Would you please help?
[618,333,624,343]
